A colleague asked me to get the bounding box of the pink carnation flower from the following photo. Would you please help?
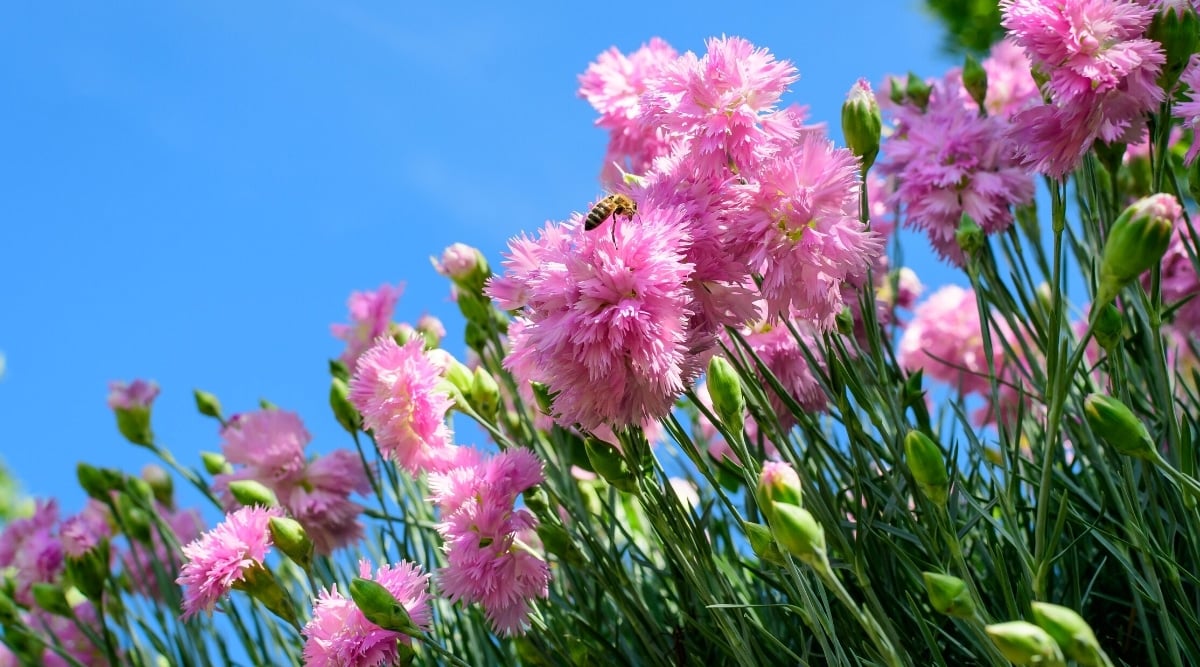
[1001,0,1165,176]
[1150,197,1200,334]
[881,72,1035,265]
[217,409,310,489]
[433,242,480,279]
[982,38,1040,118]
[176,505,283,619]
[59,499,111,558]
[332,283,404,368]
[302,559,432,667]
[0,499,64,606]
[1175,55,1200,165]
[898,285,1000,397]
[737,315,829,430]
[349,336,455,473]
[107,378,160,409]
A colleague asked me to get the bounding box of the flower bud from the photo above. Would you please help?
[443,358,475,399]
[985,621,1065,666]
[922,572,975,618]
[887,75,906,105]
[536,523,585,566]
[841,78,882,172]
[962,54,988,112]
[584,438,637,493]
[349,577,421,636]
[470,367,501,421]
[329,377,360,434]
[835,307,855,336]
[1149,5,1199,91]
[201,451,232,475]
[227,480,279,508]
[1083,393,1155,459]
[1097,194,1178,306]
[745,521,788,566]
[416,314,446,348]
[1090,302,1124,351]
[115,492,152,543]
[114,405,154,447]
[141,464,173,506]
[433,243,489,296]
[530,382,555,417]
[905,72,932,112]
[193,388,223,421]
[77,463,125,501]
[1031,602,1106,667]
[706,356,745,437]
[32,582,71,617]
[769,502,827,569]
[269,516,314,570]
[235,563,297,626]
[66,545,110,601]
[756,461,803,525]
[904,430,949,506]
[955,214,985,260]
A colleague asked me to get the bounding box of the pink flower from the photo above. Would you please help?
[60,499,111,558]
[898,285,1000,397]
[578,38,681,184]
[1175,55,1200,165]
[30,602,110,667]
[982,38,1040,118]
[881,72,1035,265]
[332,283,404,368]
[733,131,883,323]
[1153,201,1200,334]
[176,505,283,619]
[106,378,160,409]
[276,450,371,555]
[216,409,310,490]
[643,36,801,178]
[493,206,700,430]
[1001,0,1165,176]
[433,242,481,279]
[302,559,431,667]
[0,500,64,606]
[429,449,549,636]
[349,336,455,473]
[737,314,829,430]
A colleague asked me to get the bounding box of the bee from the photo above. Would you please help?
[584,193,638,233]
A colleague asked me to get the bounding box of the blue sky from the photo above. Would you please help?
[0,2,954,514]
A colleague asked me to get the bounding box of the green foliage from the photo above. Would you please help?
[922,0,1005,55]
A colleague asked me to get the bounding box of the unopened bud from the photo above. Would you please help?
[416,314,446,347]
[349,577,422,636]
[201,451,231,475]
[193,389,223,421]
[227,480,279,508]
[835,307,855,336]
[584,438,637,493]
[745,521,788,566]
[906,72,931,111]
[536,523,585,566]
[32,583,71,617]
[1083,393,1155,459]
[955,215,985,260]
[141,464,173,506]
[962,54,988,112]
[1149,5,1200,91]
[756,462,802,525]
[922,572,975,618]
[269,517,313,570]
[985,621,1065,666]
[887,76,906,105]
[115,492,151,543]
[1091,303,1124,351]
[443,359,475,399]
[769,502,827,569]
[77,463,124,501]
[904,430,950,506]
[1097,194,1178,306]
[841,78,882,172]
[1031,602,1107,667]
[470,367,501,421]
[330,377,360,434]
[114,406,154,447]
[706,357,745,437]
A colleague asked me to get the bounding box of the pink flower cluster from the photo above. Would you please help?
[177,505,283,619]
[214,409,370,555]
[898,285,1002,397]
[1001,0,1165,177]
[331,283,404,368]
[303,559,432,667]
[0,500,64,606]
[429,449,549,636]
[492,36,882,430]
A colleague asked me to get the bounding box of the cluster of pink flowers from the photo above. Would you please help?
[898,285,1002,397]
[880,42,1036,265]
[1001,0,1165,177]
[303,559,432,667]
[0,500,64,606]
[331,283,404,368]
[214,409,370,554]
[429,448,549,636]
[177,505,283,619]
[491,36,882,430]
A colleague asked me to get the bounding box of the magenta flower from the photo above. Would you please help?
[1152,201,1200,335]
[433,242,481,280]
[331,283,404,368]
[59,499,112,558]
[736,314,829,430]
[0,499,64,606]
[898,285,1000,397]
[881,72,1035,265]
[216,409,310,489]
[494,206,699,430]
[1175,55,1200,165]
[277,450,371,555]
[349,336,455,473]
[106,378,160,409]
[302,559,431,667]
[176,505,283,619]
[1001,0,1165,176]
[981,38,1040,118]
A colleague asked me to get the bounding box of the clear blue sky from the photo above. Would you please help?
[0,2,954,514]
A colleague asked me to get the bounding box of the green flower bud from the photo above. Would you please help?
[962,54,988,112]
[1093,141,1126,179]
[887,76,906,105]
[470,367,501,421]
[1097,194,1178,306]
[127,477,155,504]
[32,583,72,617]
[745,521,788,566]
[955,214,985,260]
[922,572,975,618]
[77,463,125,502]
[769,502,827,569]
[985,621,1065,666]
[1031,602,1107,667]
[114,405,154,447]
[1083,393,1155,459]
[841,78,882,172]
[530,382,555,417]
[329,377,360,434]
[193,389,223,421]
[227,480,279,508]
[1149,6,1199,91]
[443,359,475,400]
[706,356,745,437]
[66,545,110,601]
[235,563,297,626]
[1090,302,1124,351]
[115,492,152,543]
[258,398,278,411]
[904,430,950,506]
[141,464,173,506]
[584,438,637,493]
[201,451,232,475]
[835,307,855,336]
[328,359,351,383]
[268,516,314,570]
[536,523,585,566]
[756,461,803,525]
[906,72,931,112]
[349,577,422,636]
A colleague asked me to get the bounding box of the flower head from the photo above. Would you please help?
[898,285,999,396]
[217,409,310,490]
[0,499,64,606]
[177,505,283,619]
[1174,55,1200,165]
[331,283,404,368]
[106,379,160,410]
